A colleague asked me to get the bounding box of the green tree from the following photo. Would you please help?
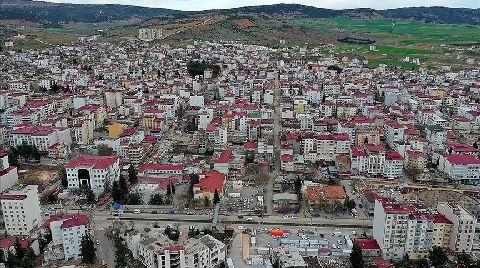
[457,251,474,268]
[125,192,143,205]
[114,237,129,268]
[128,164,138,185]
[166,182,172,196]
[7,149,19,168]
[213,189,220,204]
[57,166,68,188]
[20,256,34,268]
[119,176,128,194]
[6,251,16,268]
[204,196,211,207]
[84,187,96,204]
[80,233,96,264]
[112,181,124,203]
[149,193,164,205]
[98,144,114,156]
[164,226,180,241]
[429,246,448,267]
[344,198,356,211]
[14,238,25,260]
[349,243,364,268]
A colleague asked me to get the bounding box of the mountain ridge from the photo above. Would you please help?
[0,1,479,26]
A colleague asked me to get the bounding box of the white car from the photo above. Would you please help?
[133,209,141,214]
[238,226,245,230]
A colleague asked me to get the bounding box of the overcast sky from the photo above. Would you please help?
[42,0,480,11]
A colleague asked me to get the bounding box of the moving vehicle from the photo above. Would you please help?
[133,209,141,214]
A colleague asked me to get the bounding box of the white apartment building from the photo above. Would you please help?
[10,125,72,152]
[66,155,120,194]
[384,151,404,178]
[373,200,418,260]
[351,145,386,176]
[438,154,480,184]
[437,202,477,253]
[130,232,226,268]
[47,214,89,260]
[405,214,434,259]
[0,150,18,193]
[384,121,405,148]
[0,185,42,236]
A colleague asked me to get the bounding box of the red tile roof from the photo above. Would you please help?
[433,214,453,225]
[355,239,380,250]
[0,194,27,200]
[323,186,347,200]
[67,155,119,169]
[195,170,225,194]
[61,215,89,229]
[444,154,480,165]
[386,151,403,161]
[0,236,36,249]
[214,150,232,164]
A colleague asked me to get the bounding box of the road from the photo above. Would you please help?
[265,75,281,215]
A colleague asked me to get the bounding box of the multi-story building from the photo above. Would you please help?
[9,125,72,153]
[405,214,434,259]
[373,200,419,260]
[405,150,427,171]
[0,149,18,192]
[437,202,476,253]
[383,151,404,178]
[0,185,42,236]
[384,121,405,148]
[438,154,480,184]
[66,155,120,194]
[125,231,226,268]
[47,214,89,260]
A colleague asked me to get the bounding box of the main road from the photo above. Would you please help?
[265,74,282,215]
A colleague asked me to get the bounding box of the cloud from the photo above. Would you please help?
[41,0,480,11]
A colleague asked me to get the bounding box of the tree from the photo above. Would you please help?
[80,233,96,264]
[188,174,200,198]
[213,189,220,204]
[474,141,478,150]
[125,192,143,205]
[204,196,211,207]
[457,251,473,268]
[98,144,114,156]
[14,238,25,261]
[349,243,364,268]
[84,187,96,204]
[6,251,16,268]
[166,182,172,196]
[112,181,124,203]
[164,226,180,241]
[119,176,128,194]
[171,183,175,195]
[344,198,356,211]
[128,164,138,185]
[428,246,448,267]
[7,149,19,168]
[20,256,34,268]
[114,237,129,268]
[57,166,68,188]
[149,193,164,205]
[294,177,303,201]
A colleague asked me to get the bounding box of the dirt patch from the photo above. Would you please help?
[19,165,58,182]
[235,19,255,28]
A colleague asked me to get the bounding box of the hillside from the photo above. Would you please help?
[0,1,479,26]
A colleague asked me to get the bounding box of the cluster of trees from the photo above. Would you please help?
[8,143,41,165]
[149,181,175,205]
[187,61,220,78]
[80,233,96,264]
[38,82,69,93]
[4,239,37,268]
[187,173,220,208]
[112,165,142,205]
[164,226,180,241]
[114,236,132,268]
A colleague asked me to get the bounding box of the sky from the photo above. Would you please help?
[41,0,480,11]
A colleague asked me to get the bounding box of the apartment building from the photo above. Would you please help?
[47,214,89,259]
[437,202,477,252]
[438,154,480,184]
[126,231,225,268]
[66,155,120,194]
[0,149,18,193]
[0,185,42,236]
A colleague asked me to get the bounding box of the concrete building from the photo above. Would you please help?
[66,155,120,194]
[46,214,89,260]
[437,202,477,253]
[0,185,42,236]
[0,149,18,193]
[438,154,480,184]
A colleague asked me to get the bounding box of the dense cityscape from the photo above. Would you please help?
[1,7,480,268]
